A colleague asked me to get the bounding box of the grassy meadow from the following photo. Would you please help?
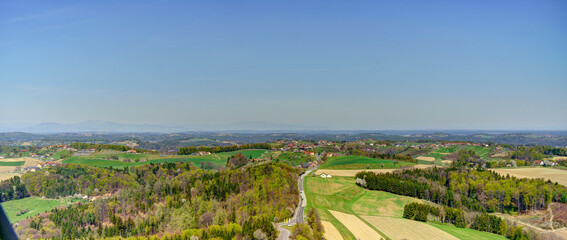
[62,149,271,169]
[1,197,64,223]
[0,161,25,166]
[319,155,415,170]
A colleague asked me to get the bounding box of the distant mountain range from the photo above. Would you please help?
[3,121,330,133]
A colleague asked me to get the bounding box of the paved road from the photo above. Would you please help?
[276,164,316,240]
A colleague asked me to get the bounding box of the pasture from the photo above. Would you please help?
[428,223,507,240]
[491,167,567,186]
[0,161,24,166]
[62,149,270,169]
[319,156,415,170]
[1,197,64,223]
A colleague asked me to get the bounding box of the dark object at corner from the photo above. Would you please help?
[0,205,17,240]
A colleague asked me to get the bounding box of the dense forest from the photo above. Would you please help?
[177,143,270,155]
[2,162,306,239]
[355,167,567,213]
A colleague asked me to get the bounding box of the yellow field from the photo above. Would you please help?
[491,167,567,186]
[314,164,434,177]
[416,156,435,162]
[552,156,567,160]
[329,210,384,240]
[362,216,459,240]
[0,173,20,181]
[441,160,452,164]
[321,221,343,240]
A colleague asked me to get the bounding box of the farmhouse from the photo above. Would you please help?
[319,173,332,178]
[126,149,137,153]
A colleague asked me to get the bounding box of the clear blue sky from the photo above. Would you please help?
[1,0,566,130]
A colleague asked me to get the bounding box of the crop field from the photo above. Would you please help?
[491,167,567,186]
[273,152,315,166]
[62,149,270,169]
[362,216,459,240]
[304,174,507,240]
[321,221,343,240]
[463,146,493,159]
[416,156,435,162]
[1,197,64,223]
[329,210,385,240]
[319,156,415,170]
[0,161,25,166]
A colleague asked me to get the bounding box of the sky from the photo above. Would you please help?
[1,0,566,130]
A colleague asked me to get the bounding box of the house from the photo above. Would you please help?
[304,151,315,156]
[325,152,338,158]
[319,173,328,178]
[127,149,137,153]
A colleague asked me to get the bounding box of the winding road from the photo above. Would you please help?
[276,165,316,240]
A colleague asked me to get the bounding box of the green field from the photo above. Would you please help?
[437,146,457,153]
[428,222,507,240]
[304,175,420,239]
[304,175,507,240]
[0,161,25,166]
[1,197,64,223]
[463,146,493,159]
[274,152,315,166]
[319,155,415,169]
[62,149,271,169]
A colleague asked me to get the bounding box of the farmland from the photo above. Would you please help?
[1,197,65,223]
[319,155,415,170]
[491,167,567,186]
[304,174,507,239]
[361,215,459,240]
[62,149,271,169]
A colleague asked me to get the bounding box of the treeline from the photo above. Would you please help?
[11,162,303,240]
[177,143,270,155]
[0,176,29,202]
[510,146,567,161]
[355,167,567,213]
[70,142,155,153]
[347,149,416,163]
[402,202,530,240]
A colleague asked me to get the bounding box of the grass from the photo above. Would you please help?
[463,146,493,159]
[428,222,507,240]
[304,174,507,240]
[62,149,271,169]
[0,161,25,166]
[1,197,64,223]
[437,146,457,153]
[274,152,315,166]
[319,155,415,170]
[304,175,419,239]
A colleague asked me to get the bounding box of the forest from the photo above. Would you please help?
[177,143,270,155]
[355,167,567,213]
[2,162,308,240]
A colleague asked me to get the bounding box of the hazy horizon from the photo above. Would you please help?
[1,1,566,130]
